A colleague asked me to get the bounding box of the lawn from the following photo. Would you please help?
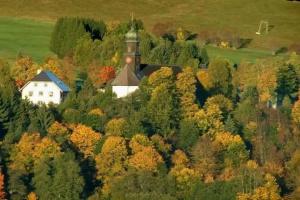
[0,17,54,63]
[205,45,275,64]
[0,16,278,64]
[0,0,299,51]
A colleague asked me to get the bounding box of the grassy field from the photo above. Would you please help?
[0,17,283,64]
[0,0,299,51]
[205,45,275,64]
[0,17,53,63]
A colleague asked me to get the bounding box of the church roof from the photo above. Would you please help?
[112,64,140,86]
[21,71,70,92]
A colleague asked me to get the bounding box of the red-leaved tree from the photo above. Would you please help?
[99,66,116,85]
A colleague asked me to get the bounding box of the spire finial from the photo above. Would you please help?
[130,12,134,30]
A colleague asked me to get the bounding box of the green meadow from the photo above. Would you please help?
[0,17,53,63]
[0,0,299,50]
[0,0,299,63]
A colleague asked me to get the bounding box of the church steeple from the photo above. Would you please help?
[124,15,141,74]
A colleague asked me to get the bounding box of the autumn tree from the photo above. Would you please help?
[193,104,224,136]
[11,56,38,88]
[0,172,5,200]
[146,68,180,137]
[176,67,199,119]
[105,118,128,137]
[237,174,281,200]
[98,66,116,85]
[95,136,128,195]
[128,134,164,172]
[27,192,38,200]
[292,98,300,126]
[204,94,233,118]
[170,150,197,198]
[70,124,101,158]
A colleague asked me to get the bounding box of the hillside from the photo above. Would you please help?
[0,0,299,50]
[0,17,53,62]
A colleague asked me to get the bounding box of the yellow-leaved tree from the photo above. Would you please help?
[105,118,128,136]
[128,134,163,171]
[27,192,38,200]
[176,67,199,119]
[170,150,197,197]
[70,124,101,158]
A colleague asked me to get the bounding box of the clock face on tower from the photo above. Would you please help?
[126,56,132,64]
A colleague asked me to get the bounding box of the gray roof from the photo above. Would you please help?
[21,71,70,92]
[112,65,140,86]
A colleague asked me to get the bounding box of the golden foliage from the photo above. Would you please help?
[196,70,212,90]
[193,104,224,136]
[170,166,197,191]
[148,67,173,88]
[42,57,66,82]
[129,146,163,171]
[150,134,171,154]
[10,133,41,171]
[237,174,282,200]
[172,150,189,167]
[263,161,284,177]
[129,134,153,154]
[88,108,105,116]
[257,68,277,102]
[95,136,128,180]
[10,133,61,172]
[47,121,69,137]
[176,67,199,118]
[105,118,127,136]
[12,56,38,87]
[27,192,38,200]
[32,137,61,161]
[70,124,101,158]
[205,95,233,114]
[292,100,300,125]
[214,131,243,148]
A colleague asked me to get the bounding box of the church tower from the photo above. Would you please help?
[124,25,141,74]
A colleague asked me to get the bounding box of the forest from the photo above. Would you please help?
[0,17,299,200]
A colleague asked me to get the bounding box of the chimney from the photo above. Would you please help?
[37,69,42,74]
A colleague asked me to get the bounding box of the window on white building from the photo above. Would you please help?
[49,91,53,97]
[28,91,33,96]
[34,83,38,87]
[44,83,48,87]
[39,91,43,96]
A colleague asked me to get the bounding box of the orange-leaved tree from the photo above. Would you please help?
[99,66,116,85]
[0,171,5,200]
[70,124,101,158]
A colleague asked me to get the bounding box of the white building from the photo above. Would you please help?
[112,26,181,98]
[20,70,70,105]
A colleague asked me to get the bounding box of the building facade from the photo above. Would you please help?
[20,70,70,105]
[112,26,181,98]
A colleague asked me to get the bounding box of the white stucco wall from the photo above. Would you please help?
[112,86,139,98]
[21,81,63,105]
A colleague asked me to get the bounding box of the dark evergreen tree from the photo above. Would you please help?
[276,64,299,104]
